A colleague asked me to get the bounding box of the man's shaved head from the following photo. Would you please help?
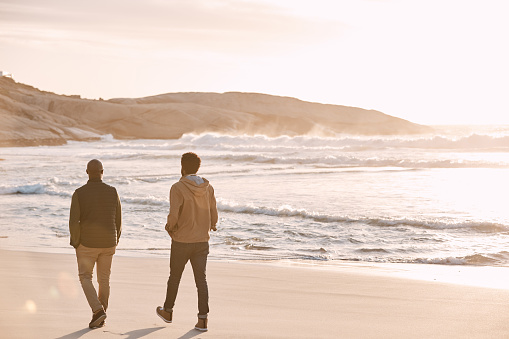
[86,159,103,179]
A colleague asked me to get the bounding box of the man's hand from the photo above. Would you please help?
[211,224,217,231]
[165,223,173,236]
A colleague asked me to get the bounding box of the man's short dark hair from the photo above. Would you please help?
[181,152,201,174]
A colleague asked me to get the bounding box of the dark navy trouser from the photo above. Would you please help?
[164,240,209,317]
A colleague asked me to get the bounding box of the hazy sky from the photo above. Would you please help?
[1,0,508,125]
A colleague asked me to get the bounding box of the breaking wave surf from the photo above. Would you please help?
[216,199,508,233]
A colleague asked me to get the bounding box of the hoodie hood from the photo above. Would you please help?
[167,175,218,243]
[180,175,209,197]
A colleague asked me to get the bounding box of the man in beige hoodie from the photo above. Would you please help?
[157,152,218,332]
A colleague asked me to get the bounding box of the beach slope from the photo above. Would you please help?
[1,249,508,339]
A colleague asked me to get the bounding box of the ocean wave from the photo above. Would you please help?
[74,131,509,154]
[411,251,509,265]
[216,199,509,233]
[178,132,509,152]
[406,134,509,151]
[207,153,507,168]
[81,152,180,161]
[311,252,509,265]
[66,132,509,168]
[0,183,71,197]
[100,134,115,142]
[0,184,46,195]
[122,196,167,206]
[4,183,507,236]
[0,184,164,208]
[357,248,390,253]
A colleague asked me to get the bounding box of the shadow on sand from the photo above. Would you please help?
[117,327,166,338]
[178,329,205,339]
[55,328,90,339]
[56,326,165,339]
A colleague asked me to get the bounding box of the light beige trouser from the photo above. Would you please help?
[76,245,116,313]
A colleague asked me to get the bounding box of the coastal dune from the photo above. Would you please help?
[0,77,431,146]
[1,249,509,339]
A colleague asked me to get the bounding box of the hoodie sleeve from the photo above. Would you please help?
[209,185,218,228]
[167,183,184,231]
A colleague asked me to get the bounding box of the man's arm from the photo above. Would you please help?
[69,192,81,248]
[209,185,218,231]
[115,192,122,244]
[166,184,183,235]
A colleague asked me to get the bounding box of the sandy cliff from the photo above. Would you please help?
[0,77,431,146]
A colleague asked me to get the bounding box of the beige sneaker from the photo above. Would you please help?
[156,306,173,323]
[194,318,208,331]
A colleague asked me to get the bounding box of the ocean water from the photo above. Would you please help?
[1,125,509,266]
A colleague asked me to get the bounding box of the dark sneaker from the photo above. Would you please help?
[89,309,107,329]
[156,306,173,323]
[194,318,208,332]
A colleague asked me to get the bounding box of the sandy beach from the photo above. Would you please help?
[1,249,509,339]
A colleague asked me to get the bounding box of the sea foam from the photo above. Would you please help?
[216,199,509,234]
[0,183,71,197]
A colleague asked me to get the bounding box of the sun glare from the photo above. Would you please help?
[430,168,509,222]
[24,300,37,314]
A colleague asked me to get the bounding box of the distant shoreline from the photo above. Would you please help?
[0,77,432,147]
[0,138,71,147]
[0,137,103,147]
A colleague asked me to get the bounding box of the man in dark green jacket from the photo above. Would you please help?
[69,159,121,329]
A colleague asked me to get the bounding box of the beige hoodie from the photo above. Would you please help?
[166,175,218,243]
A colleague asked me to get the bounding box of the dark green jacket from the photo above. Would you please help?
[69,179,121,248]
